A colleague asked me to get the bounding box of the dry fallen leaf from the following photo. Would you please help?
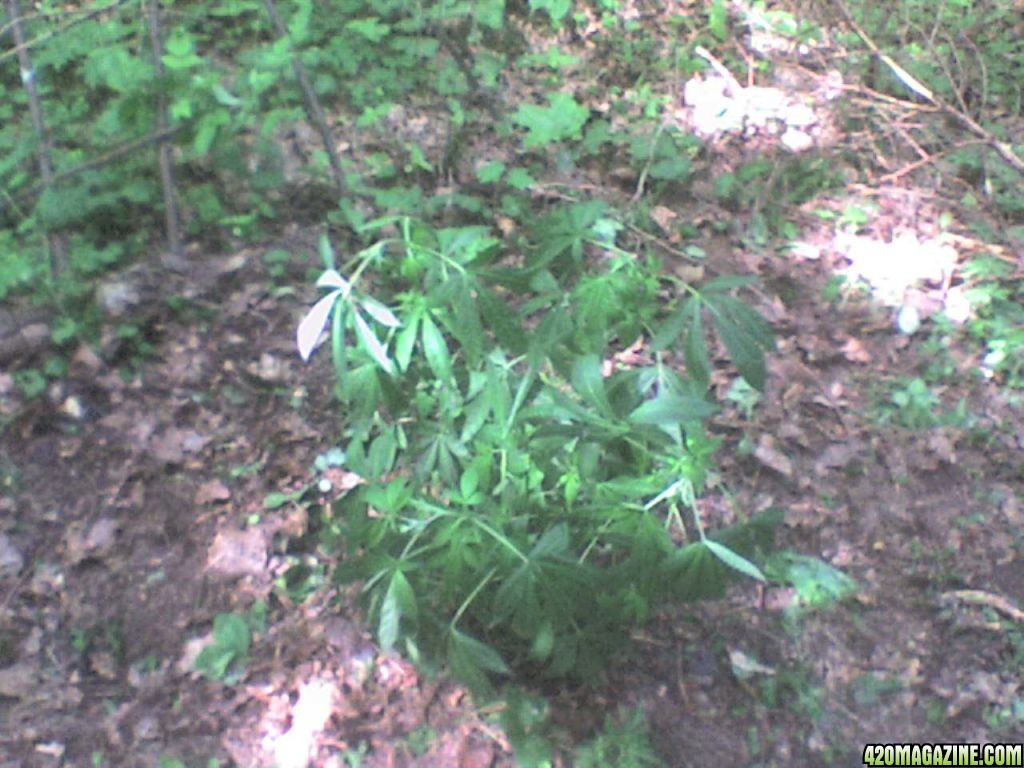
[754,434,794,478]
[206,527,268,578]
[841,336,872,363]
[195,479,231,505]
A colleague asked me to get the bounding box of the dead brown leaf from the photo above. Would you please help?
[840,336,872,363]
[206,527,268,578]
[754,434,794,478]
[195,479,232,505]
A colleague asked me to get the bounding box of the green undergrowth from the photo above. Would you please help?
[292,199,782,762]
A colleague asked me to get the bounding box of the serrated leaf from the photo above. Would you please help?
[451,629,510,674]
[477,288,524,351]
[420,313,452,381]
[353,307,395,375]
[297,290,341,361]
[628,393,717,425]
[703,539,766,581]
[359,296,401,328]
[450,279,485,366]
[664,541,730,601]
[684,300,712,388]
[570,355,614,418]
[530,523,569,560]
[651,298,691,351]
[705,295,774,390]
[378,576,400,651]
[394,309,422,372]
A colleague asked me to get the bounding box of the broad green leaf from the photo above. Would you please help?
[297,290,341,362]
[353,308,395,375]
[476,160,505,183]
[628,393,716,425]
[420,313,452,381]
[709,0,729,41]
[212,612,250,652]
[703,539,766,581]
[513,93,589,148]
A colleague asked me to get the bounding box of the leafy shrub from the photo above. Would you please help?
[297,205,780,697]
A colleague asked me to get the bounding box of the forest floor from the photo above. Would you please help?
[2,5,1024,767]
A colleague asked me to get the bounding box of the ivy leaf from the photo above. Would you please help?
[353,307,395,375]
[297,290,342,362]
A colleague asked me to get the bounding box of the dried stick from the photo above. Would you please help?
[5,0,67,276]
[834,0,1024,177]
[261,0,347,196]
[0,127,180,215]
[146,0,185,269]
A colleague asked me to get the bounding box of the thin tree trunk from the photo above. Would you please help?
[5,0,68,277]
[261,0,347,197]
[146,0,186,270]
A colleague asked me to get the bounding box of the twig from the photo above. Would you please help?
[261,0,347,197]
[835,0,1024,177]
[0,0,137,66]
[0,127,181,215]
[693,45,744,97]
